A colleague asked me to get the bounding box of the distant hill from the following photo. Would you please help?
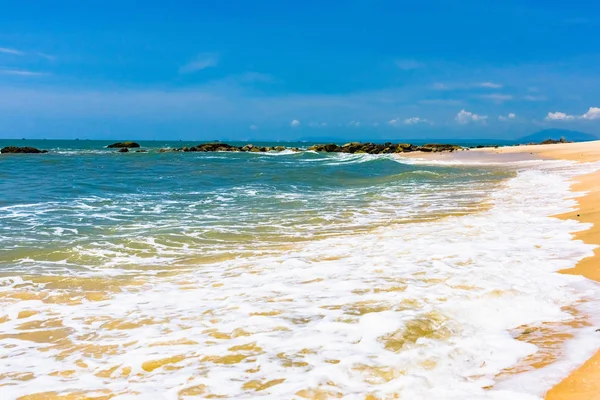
[518,129,599,143]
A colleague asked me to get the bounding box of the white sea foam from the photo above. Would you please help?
[398,155,556,167]
[1,161,599,399]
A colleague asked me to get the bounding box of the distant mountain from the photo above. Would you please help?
[518,129,599,143]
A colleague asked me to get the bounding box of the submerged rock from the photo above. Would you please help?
[118,148,129,153]
[1,146,48,154]
[107,141,141,148]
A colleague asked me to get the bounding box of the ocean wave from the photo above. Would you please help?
[1,161,600,398]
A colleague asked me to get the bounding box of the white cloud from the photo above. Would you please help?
[581,107,600,120]
[456,109,487,124]
[547,107,600,121]
[434,82,503,90]
[478,94,513,102]
[498,112,516,121]
[395,59,422,70]
[249,124,258,130]
[0,47,24,55]
[290,119,300,127]
[546,112,575,121]
[479,82,503,89]
[348,120,361,127]
[404,117,430,124]
[0,47,56,60]
[389,118,431,126]
[179,53,219,74]
[0,68,45,76]
[308,121,327,128]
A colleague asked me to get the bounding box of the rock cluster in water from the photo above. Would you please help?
[107,142,141,148]
[160,143,298,153]
[1,146,48,154]
[153,142,463,154]
[309,142,462,153]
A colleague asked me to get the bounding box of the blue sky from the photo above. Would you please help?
[0,0,599,140]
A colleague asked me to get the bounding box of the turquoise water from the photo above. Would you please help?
[0,140,508,275]
[3,140,598,399]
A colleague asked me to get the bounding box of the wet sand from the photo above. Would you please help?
[446,141,600,399]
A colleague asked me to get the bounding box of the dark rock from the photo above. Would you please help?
[1,146,48,154]
[135,149,147,153]
[395,144,413,153]
[422,143,462,152]
[308,143,340,152]
[540,137,571,145]
[308,141,462,154]
[341,142,362,153]
[107,141,140,148]
[118,141,463,155]
[118,148,129,153]
[192,143,238,152]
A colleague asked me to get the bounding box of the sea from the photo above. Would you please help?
[1,139,600,400]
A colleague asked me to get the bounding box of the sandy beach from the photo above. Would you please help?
[406,141,600,398]
[475,142,600,400]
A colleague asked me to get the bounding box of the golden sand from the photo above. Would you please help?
[475,141,600,400]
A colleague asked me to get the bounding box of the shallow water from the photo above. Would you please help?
[1,141,599,399]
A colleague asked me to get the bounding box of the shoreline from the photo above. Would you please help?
[445,141,600,399]
[1,140,599,398]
